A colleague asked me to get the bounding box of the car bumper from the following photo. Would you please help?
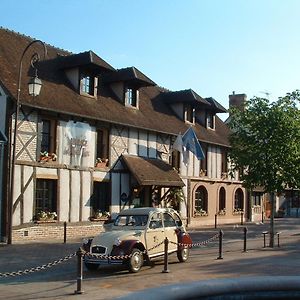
[84,256,124,265]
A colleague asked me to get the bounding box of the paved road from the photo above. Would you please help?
[0,218,300,299]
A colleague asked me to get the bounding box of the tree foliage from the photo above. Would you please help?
[228,90,300,194]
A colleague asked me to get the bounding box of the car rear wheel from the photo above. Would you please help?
[177,247,189,262]
[128,248,143,273]
[85,262,99,271]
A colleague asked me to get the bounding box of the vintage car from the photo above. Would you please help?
[82,207,192,273]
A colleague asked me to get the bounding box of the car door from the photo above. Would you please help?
[162,212,178,253]
[145,212,165,257]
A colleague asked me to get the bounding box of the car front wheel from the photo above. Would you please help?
[128,248,143,273]
[177,247,189,262]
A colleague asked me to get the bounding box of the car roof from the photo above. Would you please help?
[118,207,176,216]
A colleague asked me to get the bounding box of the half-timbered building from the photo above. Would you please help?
[0,28,247,242]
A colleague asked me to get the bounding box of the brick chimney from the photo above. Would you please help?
[229,91,247,111]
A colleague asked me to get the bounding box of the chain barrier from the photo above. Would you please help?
[83,240,165,260]
[0,252,77,278]
[170,232,220,248]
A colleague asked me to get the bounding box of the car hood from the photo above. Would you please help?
[91,230,143,247]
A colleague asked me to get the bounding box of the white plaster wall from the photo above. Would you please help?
[93,171,110,182]
[138,130,148,157]
[36,167,58,178]
[70,170,80,222]
[207,147,212,178]
[128,128,138,156]
[211,146,217,178]
[111,173,120,215]
[81,171,91,221]
[148,132,157,158]
[12,165,21,226]
[216,147,222,178]
[59,169,69,221]
[23,166,34,223]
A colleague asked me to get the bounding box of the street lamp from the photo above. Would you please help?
[8,40,47,244]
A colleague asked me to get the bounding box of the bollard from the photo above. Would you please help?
[74,248,84,294]
[162,237,170,273]
[240,212,244,225]
[262,231,268,248]
[261,210,264,224]
[277,232,281,247]
[63,221,67,244]
[243,227,248,252]
[215,214,218,229]
[217,230,223,260]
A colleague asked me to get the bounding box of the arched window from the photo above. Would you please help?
[234,188,244,210]
[219,187,226,211]
[195,186,208,214]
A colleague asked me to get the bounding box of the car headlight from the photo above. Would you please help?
[83,238,92,244]
[114,238,122,246]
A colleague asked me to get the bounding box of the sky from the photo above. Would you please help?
[2,0,300,118]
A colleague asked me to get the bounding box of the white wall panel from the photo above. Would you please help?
[138,130,148,157]
[128,128,138,155]
[148,133,157,158]
[81,171,91,221]
[70,170,80,222]
[23,166,34,223]
[59,169,69,221]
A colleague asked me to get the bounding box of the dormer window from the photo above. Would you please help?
[125,86,139,108]
[184,104,195,123]
[80,72,98,97]
[207,112,215,130]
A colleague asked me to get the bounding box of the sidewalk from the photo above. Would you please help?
[0,218,300,300]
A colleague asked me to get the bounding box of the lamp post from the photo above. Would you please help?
[7,40,47,244]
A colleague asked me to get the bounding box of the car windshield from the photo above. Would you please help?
[114,214,148,227]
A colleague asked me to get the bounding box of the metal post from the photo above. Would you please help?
[277,232,280,248]
[262,231,268,248]
[162,237,170,273]
[63,221,67,244]
[243,227,248,252]
[74,248,84,294]
[261,209,264,224]
[217,230,223,260]
[240,212,244,225]
[215,214,218,229]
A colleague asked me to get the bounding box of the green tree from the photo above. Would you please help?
[228,91,300,247]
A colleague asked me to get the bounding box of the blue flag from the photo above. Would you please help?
[182,127,205,160]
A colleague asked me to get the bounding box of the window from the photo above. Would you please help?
[125,86,138,107]
[80,73,97,97]
[171,150,180,171]
[219,187,226,211]
[200,144,207,175]
[38,118,56,155]
[163,213,176,227]
[234,188,244,210]
[149,212,163,229]
[96,128,109,162]
[207,112,215,129]
[92,182,110,212]
[35,179,57,215]
[195,186,208,214]
[185,104,194,123]
[253,192,263,206]
[221,149,228,174]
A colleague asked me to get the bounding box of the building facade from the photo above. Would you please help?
[0,28,247,242]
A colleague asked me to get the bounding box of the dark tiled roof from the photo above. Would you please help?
[205,97,227,113]
[103,67,156,87]
[0,27,231,147]
[57,51,115,72]
[163,89,211,106]
[121,155,184,187]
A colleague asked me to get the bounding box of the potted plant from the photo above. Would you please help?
[194,209,208,217]
[95,158,108,168]
[90,209,110,221]
[35,210,57,222]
